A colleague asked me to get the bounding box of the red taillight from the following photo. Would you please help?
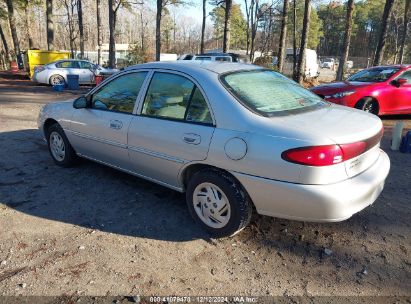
[34,65,45,73]
[282,128,383,167]
[340,141,367,160]
[281,145,343,166]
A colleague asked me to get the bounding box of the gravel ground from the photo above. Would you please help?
[0,72,410,299]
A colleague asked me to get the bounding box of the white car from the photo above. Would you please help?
[32,59,119,86]
[38,61,390,237]
[321,58,335,69]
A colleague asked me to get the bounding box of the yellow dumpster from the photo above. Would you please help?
[26,50,71,78]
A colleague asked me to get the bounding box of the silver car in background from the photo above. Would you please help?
[32,59,119,86]
[38,61,390,237]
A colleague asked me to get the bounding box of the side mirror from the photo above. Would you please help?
[392,78,407,87]
[73,96,88,109]
[397,78,408,86]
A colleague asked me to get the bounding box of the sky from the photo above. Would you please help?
[178,0,334,26]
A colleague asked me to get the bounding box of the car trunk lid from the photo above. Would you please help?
[276,104,383,178]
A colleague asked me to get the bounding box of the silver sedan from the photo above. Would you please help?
[38,61,390,237]
[32,59,119,86]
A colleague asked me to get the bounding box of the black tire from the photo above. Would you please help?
[49,74,65,86]
[46,123,78,167]
[355,97,379,115]
[186,168,252,238]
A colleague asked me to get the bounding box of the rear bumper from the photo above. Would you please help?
[232,150,390,222]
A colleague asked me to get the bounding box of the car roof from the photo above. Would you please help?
[52,59,91,63]
[125,61,262,75]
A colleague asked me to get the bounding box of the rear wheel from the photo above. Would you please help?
[186,169,252,238]
[49,74,65,86]
[355,97,379,115]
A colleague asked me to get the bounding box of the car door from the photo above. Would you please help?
[67,71,149,168]
[67,60,82,79]
[128,71,215,189]
[54,60,72,79]
[78,61,95,84]
[392,70,411,114]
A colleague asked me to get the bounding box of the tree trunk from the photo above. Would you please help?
[373,0,394,66]
[155,0,162,61]
[223,0,232,52]
[249,0,255,61]
[24,3,34,49]
[292,0,297,76]
[398,0,410,64]
[0,23,11,63]
[5,0,20,56]
[200,0,206,54]
[46,0,54,51]
[78,0,85,59]
[277,0,289,72]
[295,0,311,84]
[108,0,116,68]
[336,0,354,81]
[97,0,102,65]
[244,0,250,55]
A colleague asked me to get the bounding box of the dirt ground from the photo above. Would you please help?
[0,72,410,300]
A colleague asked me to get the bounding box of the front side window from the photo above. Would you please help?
[348,67,400,82]
[142,72,213,124]
[56,61,79,68]
[91,72,147,114]
[221,70,324,116]
[80,61,93,69]
[396,70,411,84]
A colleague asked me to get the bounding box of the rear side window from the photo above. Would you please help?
[142,72,213,125]
[215,57,231,62]
[79,61,93,69]
[91,72,147,114]
[221,70,324,116]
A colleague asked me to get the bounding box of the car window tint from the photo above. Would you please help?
[142,73,194,119]
[397,70,411,83]
[348,67,400,82]
[56,61,76,68]
[215,57,231,62]
[92,72,147,114]
[80,61,93,69]
[186,88,213,124]
[195,57,211,61]
[142,73,213,124]
[222,70,324,115]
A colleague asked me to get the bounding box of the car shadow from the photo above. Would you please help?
[0,129,210,242]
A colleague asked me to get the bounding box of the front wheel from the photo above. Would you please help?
[186,169,252,238]
[47,123,78,167]
[355,98,379,115]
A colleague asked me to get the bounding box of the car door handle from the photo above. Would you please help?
[110,120,123,130]
[183,133,201,145]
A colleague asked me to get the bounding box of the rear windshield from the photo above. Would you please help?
[221,70,325,116]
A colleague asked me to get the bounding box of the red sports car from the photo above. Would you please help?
[311,65,411,115]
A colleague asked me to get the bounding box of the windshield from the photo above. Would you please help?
[324,58,333,62]
[221,70,325,116]
[348,67,400,82]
